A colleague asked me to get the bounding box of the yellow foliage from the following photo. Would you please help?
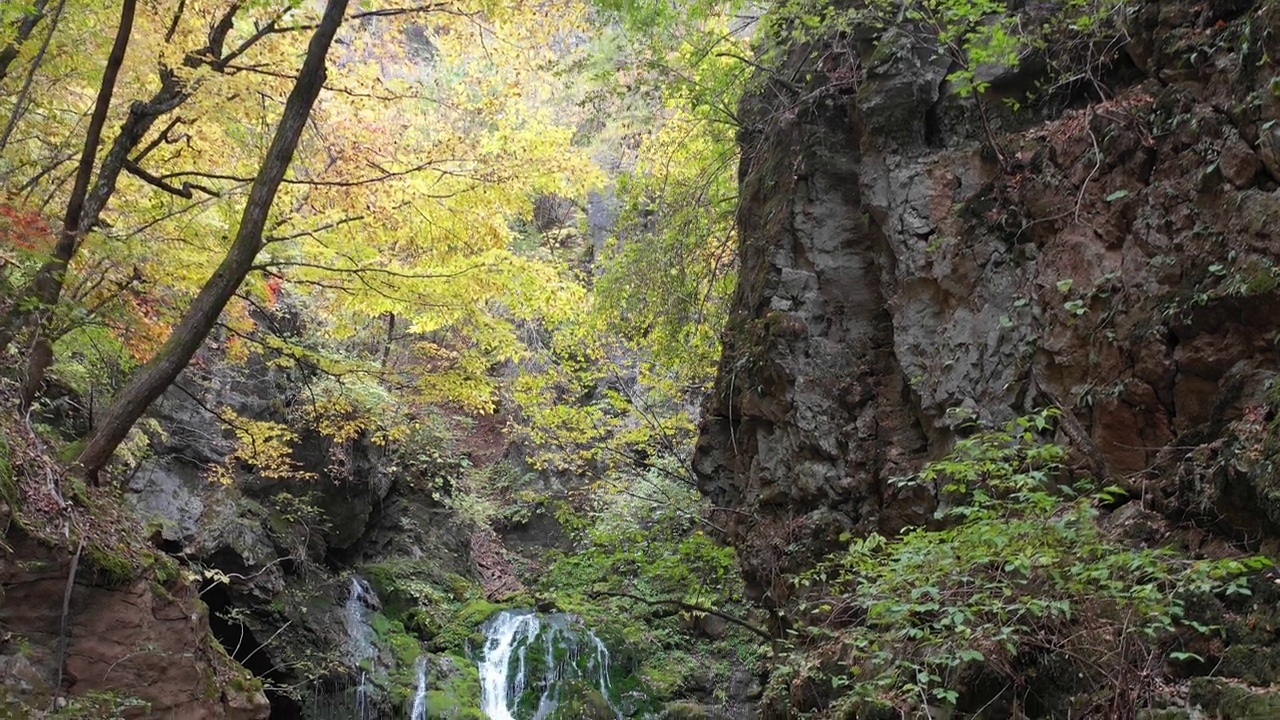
[219,410,312,483]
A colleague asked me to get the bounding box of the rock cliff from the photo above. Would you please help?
[694,0,1280,615]
[0,521,269,718]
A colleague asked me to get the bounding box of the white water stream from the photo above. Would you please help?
[410,654,430,720]
[344,576,379,719]
[478,610,620,720]
[479,611,542,720]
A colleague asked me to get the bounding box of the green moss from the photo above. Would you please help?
[660,702,712,720]
[85,542,136,587]
[456,599,502,627]
[428,655,484,719]
[426,691,485,720]
[447,573,475,600]
[364,558,465,626]
[641,650,694,697]
[430,598,506,653]
[389,631,422,669]
[144,550,181,589]
[55,439,85,464]
[547,680,614,719]
[228,674,264,694]
[0,435,15,510]
[1190,677,1280,717]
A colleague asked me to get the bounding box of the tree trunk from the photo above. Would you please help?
[5,3,246,400]
[0,0,50,84]
[77,0,350,482]
[17,0,136,409]
[0,0,64,154]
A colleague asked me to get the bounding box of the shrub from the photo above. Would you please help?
[779,410,1268,715]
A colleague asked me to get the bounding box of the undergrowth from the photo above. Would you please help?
[768,410,1269,717]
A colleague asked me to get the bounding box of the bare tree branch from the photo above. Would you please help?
[587,591,773,641]
[122,158,221,198]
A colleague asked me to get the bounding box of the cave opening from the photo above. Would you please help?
[200,581,303,719]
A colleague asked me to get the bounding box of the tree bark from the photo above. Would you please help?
[4,3,247,400]
[0,0,50,84]
[17,0,136,409]
[77,0,351,482]
[0,0,64,154]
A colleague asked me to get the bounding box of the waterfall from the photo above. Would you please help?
[479,611,541,720]
[345,576,379,719]
[346,576,378,660]
[478,610,622,720]
[590,632,613,705]
[410,655,430,720]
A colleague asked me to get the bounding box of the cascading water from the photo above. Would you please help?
[345,576,380,719]
[478,610,622,720]
[346,576,379,659]
[410,655,430,720]
[480,612,541,720]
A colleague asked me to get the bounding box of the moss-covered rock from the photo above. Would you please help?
[659,701,713,720]
[427,654,484,719]
[1190,677,1280,718]
[84,541,138,587]
[548,680,616,719]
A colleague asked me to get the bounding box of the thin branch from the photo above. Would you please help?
[123,159,221,198]
[214,9,288,69]
[266,5,452,34]
[52,536,84,695]
[252,259,489,281]
[169,381,254,437]
[587,591,772,641]
[0,0,66,154]
[237,619,293,667]
[131,116,184,164]
[158,160,445,188]
[117,183,247,241]
[163,0,186,43]
[262,214,364,243]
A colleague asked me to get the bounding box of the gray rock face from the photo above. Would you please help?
[128,457,207,542]
[695,0,1280,604]
[115,336,477,705]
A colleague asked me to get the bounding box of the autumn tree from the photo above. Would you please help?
[0,0,53,84]
[11,0,135,409]
[0,0,602,479]
[75,0,354,480]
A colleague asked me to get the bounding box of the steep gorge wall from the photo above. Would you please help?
[694,0,1280,604]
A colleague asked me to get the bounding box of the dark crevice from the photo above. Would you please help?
[923,99,944,148]
[201,582,302,719]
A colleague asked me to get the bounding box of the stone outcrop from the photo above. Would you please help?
[694,0,1280,608]
[0,525,269,718]
[0,327,481,716]
[118,344,479,714]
